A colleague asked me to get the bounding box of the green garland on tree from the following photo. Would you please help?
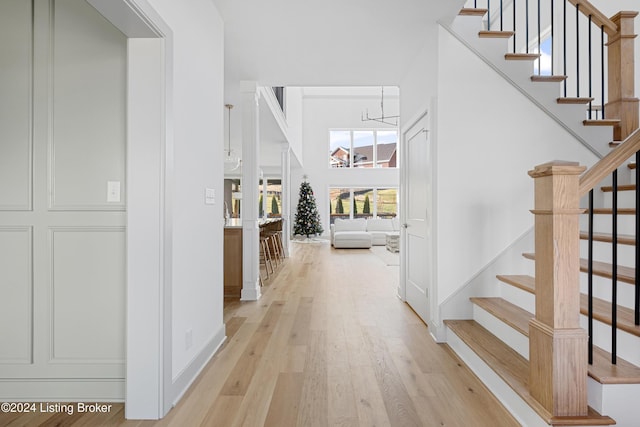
[294,180,324,237]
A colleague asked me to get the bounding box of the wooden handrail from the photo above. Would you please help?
[568,0,618,36]
[579,128,640,196]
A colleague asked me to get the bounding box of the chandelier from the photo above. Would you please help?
[361,86,399,127]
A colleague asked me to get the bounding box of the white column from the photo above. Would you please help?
[281,142,291,257]
[261,174,267,218]
[240,82,261,301]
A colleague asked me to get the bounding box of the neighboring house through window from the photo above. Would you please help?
[329,129,398,168]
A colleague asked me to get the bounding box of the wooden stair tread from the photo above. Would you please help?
[505,53,541,61]
[497,274,535,293]
[589,343,640,384]
[579,231,636,246]
[445,320,614,425]
[523,252,636,284]
[478,286,640,383]
[471,297,531,335]
[531,75,567,82]
[600,184,635,192]
[584,119,621,126]
[557,97,595,104]
[478,30,514,38]
[582,293,640,339]
[459,8,487,16]
[589,207,635,215]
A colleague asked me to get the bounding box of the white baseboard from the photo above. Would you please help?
[170,324,226,406]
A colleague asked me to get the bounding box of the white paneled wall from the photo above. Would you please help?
[0,0,126,400]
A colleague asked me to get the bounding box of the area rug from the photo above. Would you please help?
[370,245,400,266]
[291,237,329,244]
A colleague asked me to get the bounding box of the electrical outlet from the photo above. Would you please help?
[107,181,121,203]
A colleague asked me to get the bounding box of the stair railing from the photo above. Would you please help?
[578,128,640,364]
[467,0,638,139]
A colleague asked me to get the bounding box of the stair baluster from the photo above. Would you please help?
[588,189,594,365]
[612,169,619,364]
[563,0,567,96]
[473,0,635,124]
[637,150,640,325]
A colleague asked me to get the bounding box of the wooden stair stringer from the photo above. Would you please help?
[446,10,614,157]
[445,320,615,426]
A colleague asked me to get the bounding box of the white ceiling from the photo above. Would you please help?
[213,0,464,168]
[213,0,463,100]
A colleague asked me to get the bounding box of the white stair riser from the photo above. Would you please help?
[472,302,640,424]
[579,239,636,269]
[582,214,637,235]
[475,294,640,378]
[588,380,640,427]
[601,189,637,208]
[579,315,640,367]
[473,305,530,359]
[499,282,535,313]
[578,272,637,311]
[445,326,549,427]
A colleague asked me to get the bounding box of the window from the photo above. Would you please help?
[267,179,282,217]
[329,188,351,224]
[376,188,398,219]
[329,129,398,169]
[329,187,398,224]
[353,188,373,218]
[259,178,282,218]
[353,132,374,168]
[329,131,351,168]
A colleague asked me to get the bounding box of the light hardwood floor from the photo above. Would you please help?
[1,241,519,427]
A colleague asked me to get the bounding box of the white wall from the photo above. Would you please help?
[399,24,439,129]
[145,0,226,401]
[434,26,600,306]
[292,87,400,237]
[285,87,304,166]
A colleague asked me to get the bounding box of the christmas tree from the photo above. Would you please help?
[293,179,324,237]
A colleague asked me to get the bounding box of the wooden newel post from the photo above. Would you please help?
[528,161,588,417]
[607,11,639,141]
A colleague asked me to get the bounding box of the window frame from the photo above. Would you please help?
[328,186,398,224]
[329,128,398,169]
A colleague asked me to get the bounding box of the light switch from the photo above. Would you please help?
[107,181,121,203]
[205,188,215,205]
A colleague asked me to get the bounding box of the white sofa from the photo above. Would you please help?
[330,217,399,249]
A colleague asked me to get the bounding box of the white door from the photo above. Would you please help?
[401,112,431,324]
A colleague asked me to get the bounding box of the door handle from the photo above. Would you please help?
[402,223,409,229]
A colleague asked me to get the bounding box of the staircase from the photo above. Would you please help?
[442,2,640,426]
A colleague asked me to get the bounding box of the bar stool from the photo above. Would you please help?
[259,229,275,278]
[269,232,282,264]
[271,219,285,262]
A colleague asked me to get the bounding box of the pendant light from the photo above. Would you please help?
[224,104,241,172]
